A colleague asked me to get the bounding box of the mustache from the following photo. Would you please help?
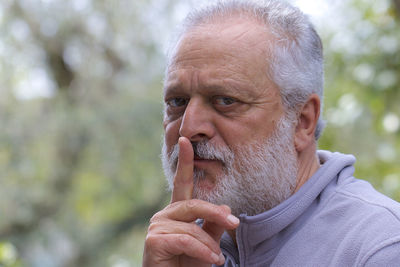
[168,140,234,166]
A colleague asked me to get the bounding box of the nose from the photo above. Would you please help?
[179,98,215,142]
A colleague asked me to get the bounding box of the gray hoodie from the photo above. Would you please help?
[216,150,400,266]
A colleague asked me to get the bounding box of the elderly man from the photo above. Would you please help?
[143,0,400,266]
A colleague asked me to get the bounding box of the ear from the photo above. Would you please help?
[294,94,320,152]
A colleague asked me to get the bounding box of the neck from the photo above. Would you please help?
[226,143,320,245]
[294,141,320,192]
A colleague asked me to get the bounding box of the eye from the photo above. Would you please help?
[166,97,189,107]
[214,96,237,106]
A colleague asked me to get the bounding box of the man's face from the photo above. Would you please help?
[162,115,298,216]
[162,19,295,210]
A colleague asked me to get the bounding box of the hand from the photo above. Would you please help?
[143,137,240,267]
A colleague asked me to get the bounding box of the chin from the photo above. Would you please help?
[196,178,216,192]
[193,176,226,205]
[194,167,221,185]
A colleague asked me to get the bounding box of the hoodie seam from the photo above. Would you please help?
[334,189,400,222]
[358,236,400,266]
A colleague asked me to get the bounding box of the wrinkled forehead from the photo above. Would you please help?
[164,19,276,94]
[168,18,273,70]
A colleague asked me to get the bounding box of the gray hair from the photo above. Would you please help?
[166,0,325,139]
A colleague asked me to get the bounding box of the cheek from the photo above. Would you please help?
[214,121,250,147]
[164,120,181,151]
[217,116,277,146]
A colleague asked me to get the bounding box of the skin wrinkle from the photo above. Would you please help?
[195,14,274,44]
[171,18,276,77]
[162,114,298,216]
[145,11,324,266]
[143,4,326,265]
[165,90,281,136]
[167,3,325,140]
[165,103,283,153]
[162,15,323,217]
[167,69,260,98]
[165,74,265,104]
[165,64,276,103]
[163,18,293,198]
[169,24,271,86]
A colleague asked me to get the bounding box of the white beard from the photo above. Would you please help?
[161,115,298,217]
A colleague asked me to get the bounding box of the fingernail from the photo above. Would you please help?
[211,252,220,263]
[218,253,225,264]
[227,214,240,225]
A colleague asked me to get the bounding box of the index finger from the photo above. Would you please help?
[171,137,194,203]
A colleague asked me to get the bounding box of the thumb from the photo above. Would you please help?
[202,205,238,242]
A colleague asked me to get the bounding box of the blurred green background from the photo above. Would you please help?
[0,0,399,266]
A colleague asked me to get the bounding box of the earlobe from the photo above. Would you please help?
[294,94,320,152]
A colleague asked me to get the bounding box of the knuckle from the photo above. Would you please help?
[144,234,160,248]
[220,204,231,214]
[189,222,202,235]
[147,221,160,233]
[177,234,191,246]
[186,199,198,210]
[149,208,167,223]
[167,202,178,209]
[149,213,160,224]
[214,205,229,218]
[149,203,179,224]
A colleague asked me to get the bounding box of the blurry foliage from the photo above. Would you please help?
[318,0,400,197]
[0,0,399,266]
[0,241,22,267]
[0,0,172,265]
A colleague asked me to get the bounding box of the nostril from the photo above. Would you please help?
[188,133,207,141]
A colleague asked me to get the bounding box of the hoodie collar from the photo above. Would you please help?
[231,150,356,249]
